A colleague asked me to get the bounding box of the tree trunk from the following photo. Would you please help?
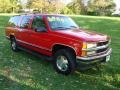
[12,7,15,13]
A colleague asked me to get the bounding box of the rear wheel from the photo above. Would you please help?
[53,49,76,75]
[10,37,19,52]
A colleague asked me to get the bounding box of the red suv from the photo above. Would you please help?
[5,14,112,75]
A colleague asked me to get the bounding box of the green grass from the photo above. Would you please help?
[0,14,120,90]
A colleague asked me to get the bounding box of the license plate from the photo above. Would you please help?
[106,55,110,62]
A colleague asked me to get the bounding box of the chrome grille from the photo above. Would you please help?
[97,41,109,53]
[97,41,109,46]
[97,48,108,53]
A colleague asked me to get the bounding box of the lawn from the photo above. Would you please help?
[0,14,120,90]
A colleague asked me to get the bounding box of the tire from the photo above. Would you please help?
[53,49,76,75]
[10,37,19,52]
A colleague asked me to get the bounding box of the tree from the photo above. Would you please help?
[0,0,11,13]
[10,0,17,13]
[49,0,65,14]
[27,0,65,14]
[0,0,22,13]
[87,0,115,16]
[66,0,87,15]
[31,0,45,13]
[60,7,74,14]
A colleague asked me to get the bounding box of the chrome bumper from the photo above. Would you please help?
[77,48,112,61]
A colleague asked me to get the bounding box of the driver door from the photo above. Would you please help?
[28,15,52,56]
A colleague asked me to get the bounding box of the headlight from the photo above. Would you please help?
[82,42,97,49]
[87,43,97,49]
[81,42,97,56]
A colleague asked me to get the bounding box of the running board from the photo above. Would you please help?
[18,46,53,61]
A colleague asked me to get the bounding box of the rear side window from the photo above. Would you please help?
[8,16,21,27]
[20,15,31,29]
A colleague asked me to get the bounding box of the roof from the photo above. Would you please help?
[13,13,66,17]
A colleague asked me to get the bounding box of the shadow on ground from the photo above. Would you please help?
[0,75,35,90]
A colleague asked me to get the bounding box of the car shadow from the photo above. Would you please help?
[0,74,35,90]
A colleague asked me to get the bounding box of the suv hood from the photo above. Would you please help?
[55,29,109,42]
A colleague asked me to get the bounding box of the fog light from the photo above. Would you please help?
[87,51,96,55]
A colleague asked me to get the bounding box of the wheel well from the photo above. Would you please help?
[52,44,76,56]
[10,35,15,40]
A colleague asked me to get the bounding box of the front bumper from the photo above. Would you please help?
[77,48,112,61]
[76,48,112,70]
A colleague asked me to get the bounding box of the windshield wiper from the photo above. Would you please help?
[69,26,78,28]
[53,27,70,30]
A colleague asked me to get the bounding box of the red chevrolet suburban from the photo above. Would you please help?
[5,14,112,75]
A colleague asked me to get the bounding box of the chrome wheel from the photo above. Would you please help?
[56,56,69,71]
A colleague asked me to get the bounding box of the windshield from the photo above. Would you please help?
[47,16,79,30]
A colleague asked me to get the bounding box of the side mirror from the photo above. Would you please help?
[35,27,47,32]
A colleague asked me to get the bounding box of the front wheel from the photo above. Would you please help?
[53,49,76,75]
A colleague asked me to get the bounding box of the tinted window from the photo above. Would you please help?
[8,16,21,27]
[32,16,46,29]
[20,15,31,29]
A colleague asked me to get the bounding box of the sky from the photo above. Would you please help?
[114,0,120,8]
[63,0,72,4]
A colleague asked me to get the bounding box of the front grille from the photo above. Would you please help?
[97,48,108,53]
[97,41,108,46]
[97,41,109,53]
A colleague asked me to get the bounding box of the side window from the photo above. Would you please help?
[8,17,15,27]
[32,16,46,30]
[20,15,31,29]
[8,16,21,27]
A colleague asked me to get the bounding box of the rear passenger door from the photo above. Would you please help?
[16,15,32,47]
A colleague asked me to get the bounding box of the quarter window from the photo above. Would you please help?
[8,16,21,27]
